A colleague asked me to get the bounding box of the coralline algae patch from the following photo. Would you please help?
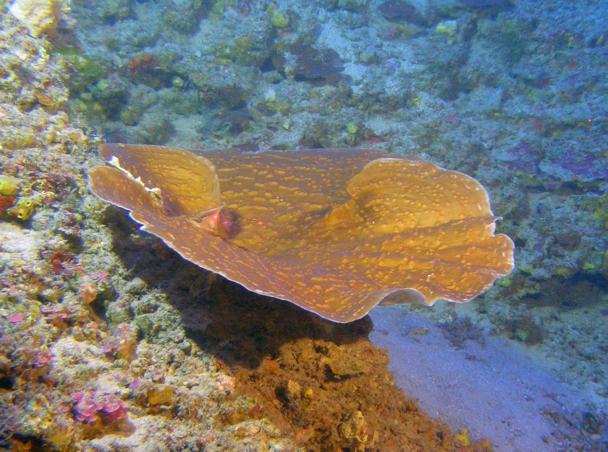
[2,305,288,449]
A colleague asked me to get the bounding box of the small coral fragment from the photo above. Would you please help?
[268,4,289,28]
[454,428,472,447]
[103,324,137,361]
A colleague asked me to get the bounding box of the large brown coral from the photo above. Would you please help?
[89,144,514,322]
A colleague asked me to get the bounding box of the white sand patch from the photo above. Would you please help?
[0,222,42,266]
[370,306,599,451]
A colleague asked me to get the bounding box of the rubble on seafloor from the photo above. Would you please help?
[0,7,490,450]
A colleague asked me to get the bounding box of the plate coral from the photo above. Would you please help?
[89,143,514,322]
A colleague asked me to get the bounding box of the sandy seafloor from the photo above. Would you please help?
[371,305,606,451]
[1,0,608,450]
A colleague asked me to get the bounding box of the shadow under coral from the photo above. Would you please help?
[103,207,471,450]
[104,207,369,364]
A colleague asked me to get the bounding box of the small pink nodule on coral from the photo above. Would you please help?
[200,206,240,240]
[128,378,142,390]
[8,312,24,324]
[100,397,127,423]
[72,391,127,424]
[72,392,99,423]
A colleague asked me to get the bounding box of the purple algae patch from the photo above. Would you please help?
[496,140,543,173]
[539,148,607,182]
